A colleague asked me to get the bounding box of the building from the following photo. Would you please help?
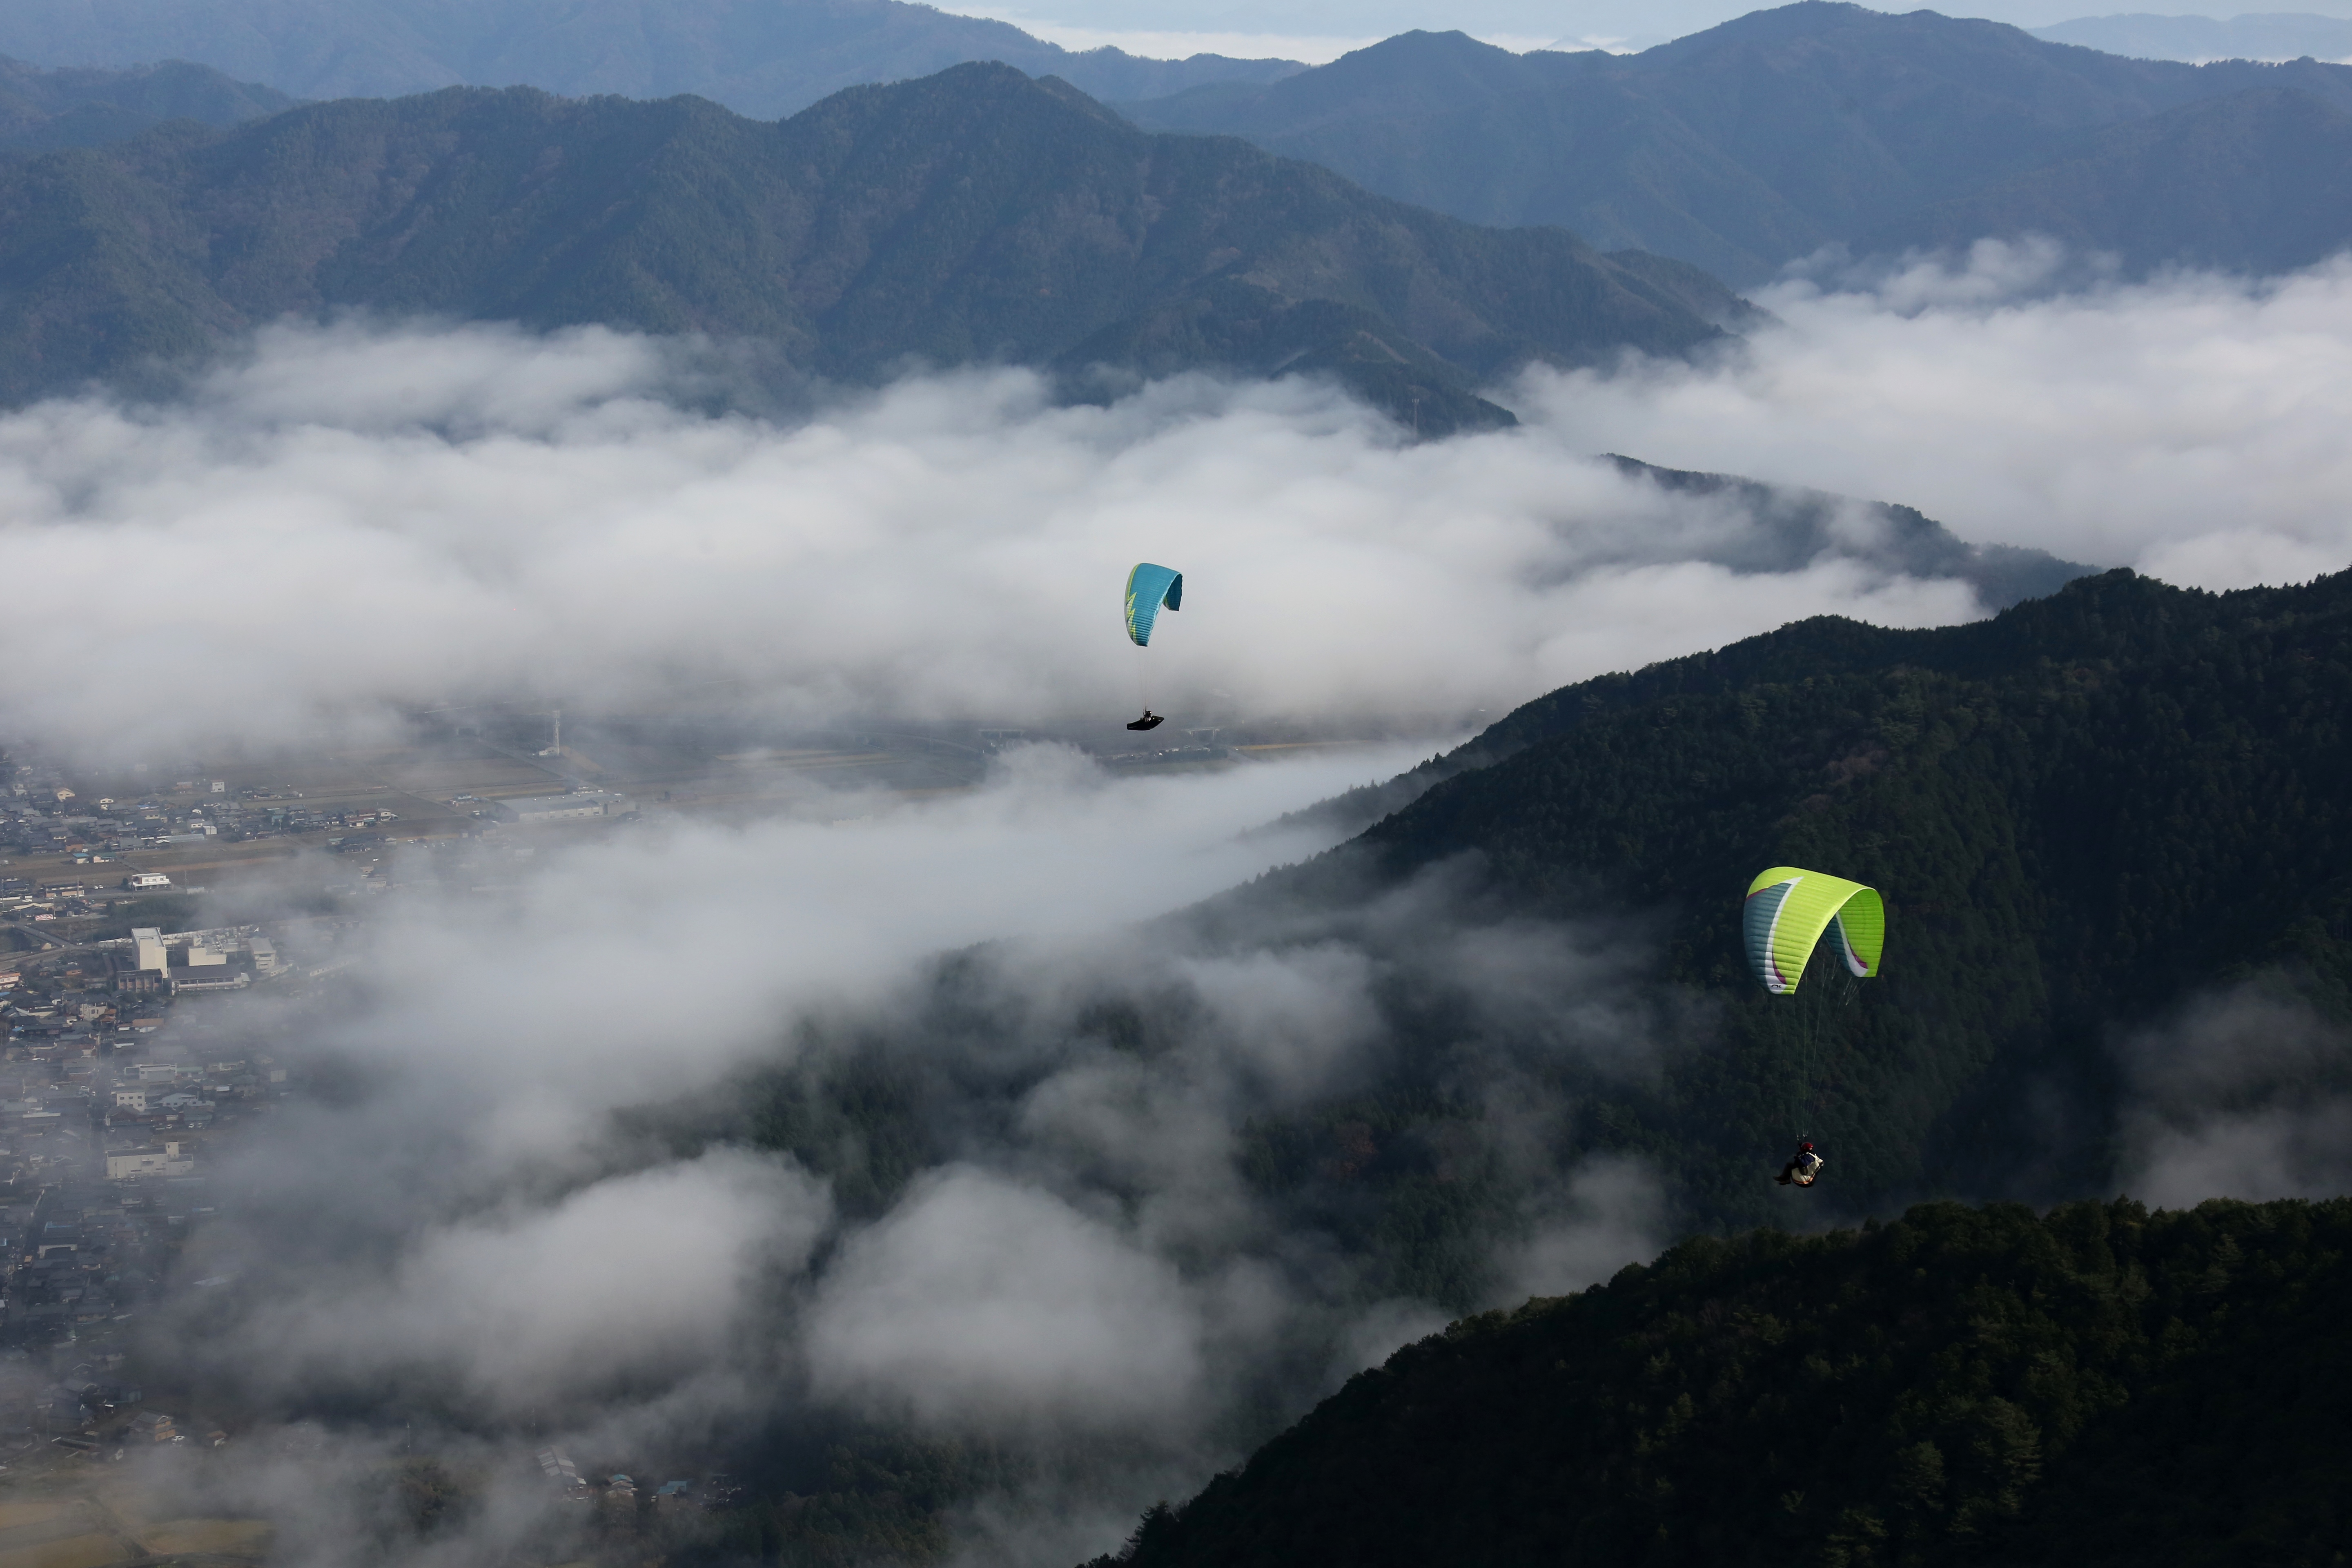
[106,1143,194,1180]
[173,973,249,993]
[133,928,168,974]
[122,873,171,891]
[501,791,633,823]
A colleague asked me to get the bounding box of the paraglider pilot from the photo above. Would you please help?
[1775,1140,1823,1187]
[1123,564,1182,733]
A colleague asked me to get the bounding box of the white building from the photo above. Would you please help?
[106,1141,194,1180]
[501,791,633,823]
[123,872,171,891]
[133,927,168,973]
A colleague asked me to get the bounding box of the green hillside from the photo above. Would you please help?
[1120,3,2352,281]
[0,64,1733,427]
[1093,1196,2352,1568]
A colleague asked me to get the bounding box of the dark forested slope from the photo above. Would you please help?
[1096,1196,2352,1568]
[1202,565,2352,1227]
[0,65,1733,426]
[1121,3,2352,281]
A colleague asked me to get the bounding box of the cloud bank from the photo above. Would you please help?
[1528,243,2352,590]
[0,316,2007,761]
[2116,978,2352,1209]
[149,748,1678,1566]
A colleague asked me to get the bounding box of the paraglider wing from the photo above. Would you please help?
[1125,563,1184,647]
[1742,866,1885,995]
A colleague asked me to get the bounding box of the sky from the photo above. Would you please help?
[18,241,2352,1561]
[949,0,2352,63]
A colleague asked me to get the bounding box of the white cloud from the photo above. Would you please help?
[2115,981,2352,1207]
[230,1149,832,1417]
[0,318,2012,763]
[1502,1155,1670,1299]
[1523,245,2352,590]
[806,1166,1206,1428]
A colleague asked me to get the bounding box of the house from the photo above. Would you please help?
[127,1410,175,1443]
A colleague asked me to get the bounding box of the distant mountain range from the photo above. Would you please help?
[0,65,1746,426]
[0,0,1302,120]
[1120,1,2352,281]
[2034,10,2352,62]
[0,55,291,150]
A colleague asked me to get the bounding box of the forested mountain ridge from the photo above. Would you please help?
[1092,1196,2352,1568]
[1119,2,2352,281]
[0,54,292,150]
[0,0,1303,119]
[1194,564,2352,1228]
[0,65,1736,426]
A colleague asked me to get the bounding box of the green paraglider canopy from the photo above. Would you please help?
[1742,866,1884,995]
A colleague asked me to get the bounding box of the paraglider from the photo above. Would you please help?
[1743,866,1884,1187]
[1776,1140,1824,1188]
[1742,866,1884,994]
[1123,563,1183,729]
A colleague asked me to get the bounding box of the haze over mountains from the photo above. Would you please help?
[1123,2,2352,280]
[2034,9,2352,60]
[0,0,1303,118]
[0,55,291,149]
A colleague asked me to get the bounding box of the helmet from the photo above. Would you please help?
[1798,1140,1814,1151]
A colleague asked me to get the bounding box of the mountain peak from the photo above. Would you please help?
[0,65,1740,427]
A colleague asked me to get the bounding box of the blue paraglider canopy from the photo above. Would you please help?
[1125,563,1183,647]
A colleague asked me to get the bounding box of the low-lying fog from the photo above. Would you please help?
[7,242,2349,1564]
